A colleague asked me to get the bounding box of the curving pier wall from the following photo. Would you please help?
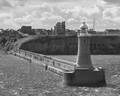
[14,49,76,76]
[19,35,120,55]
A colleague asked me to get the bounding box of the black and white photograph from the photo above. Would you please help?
[0,0,119,95]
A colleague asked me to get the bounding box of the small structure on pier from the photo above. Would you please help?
[63,22,106,86]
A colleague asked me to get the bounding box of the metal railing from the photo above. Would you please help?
[18,49,76,72]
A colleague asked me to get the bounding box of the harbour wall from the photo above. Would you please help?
[19,35,120,55]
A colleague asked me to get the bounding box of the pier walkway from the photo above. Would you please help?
[13,49,76,76]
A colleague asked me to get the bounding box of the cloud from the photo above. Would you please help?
[29,12,65,29]
[30,0,81,3]
[0,0,12,8]
[10,2,64,28]
[0,0,120,30]
[61,5,101,23]
[14,15,34,25]
[103,6,120,22]
[104,0,120,4]
[0,12,18,29]
[38,12,65,28]
[67,18,78,23]
[10,0,106,30]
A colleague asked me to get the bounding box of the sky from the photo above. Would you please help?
[0,0,120,31]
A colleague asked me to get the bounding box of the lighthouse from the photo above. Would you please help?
[63,21,106,87]
[76,21,94,69]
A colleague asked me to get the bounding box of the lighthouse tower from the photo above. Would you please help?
[76,21,94,69]
[63,21,106,87]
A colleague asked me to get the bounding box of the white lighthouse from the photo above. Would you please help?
[76,21,94,69]
[63,21,106,87]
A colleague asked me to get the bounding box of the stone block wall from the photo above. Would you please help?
[20,35,120,55]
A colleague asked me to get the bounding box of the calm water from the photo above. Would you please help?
[49,55,120,90]
[49,55,120,67]
[1,54,120,96]
[47,55,120,95]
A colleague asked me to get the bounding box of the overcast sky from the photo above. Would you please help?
[0,0,120,30]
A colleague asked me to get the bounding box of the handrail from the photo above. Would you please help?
[19,49,75,67]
